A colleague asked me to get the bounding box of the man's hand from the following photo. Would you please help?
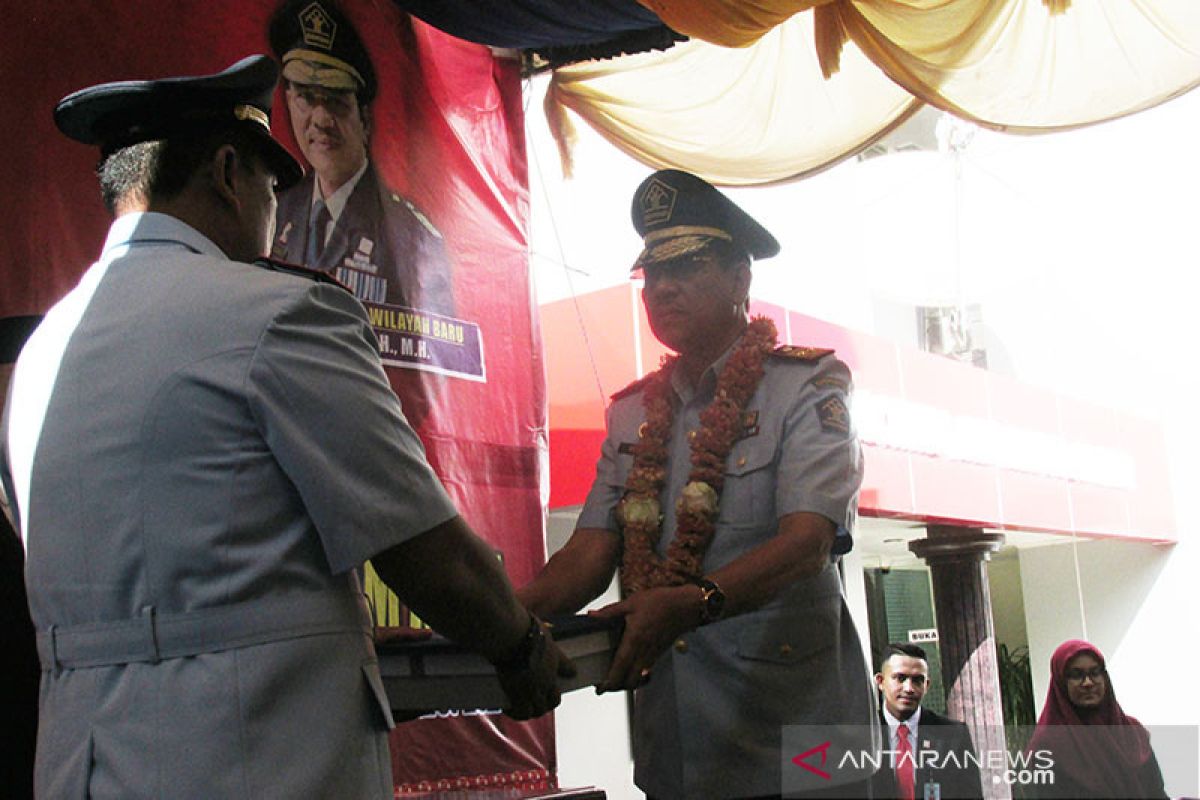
[590,584,701,692]
[493,617,577,720]
[516,527,621,619]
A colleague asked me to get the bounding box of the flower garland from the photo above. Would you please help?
[617,316,778,593]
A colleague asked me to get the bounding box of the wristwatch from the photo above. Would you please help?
[491,615,546,673]
[697,577,726,625]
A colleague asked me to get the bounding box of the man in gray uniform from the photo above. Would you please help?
[0,56,569,798]
[518,170,878,799]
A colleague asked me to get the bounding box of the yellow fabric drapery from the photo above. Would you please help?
[546,14,920,185]
[635,0,826,49]
[547,0,1200,184]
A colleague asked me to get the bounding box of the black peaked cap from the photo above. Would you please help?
[54,55,302,190]
[631,169,779,269]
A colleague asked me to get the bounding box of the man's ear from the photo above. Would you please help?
[209,143,241,209]
[734,260,752,303]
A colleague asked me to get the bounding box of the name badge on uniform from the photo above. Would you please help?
[738,410,760,440]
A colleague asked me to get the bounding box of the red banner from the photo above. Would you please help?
[2,1,552,789]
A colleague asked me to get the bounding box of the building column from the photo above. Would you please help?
[909,525,1010,800]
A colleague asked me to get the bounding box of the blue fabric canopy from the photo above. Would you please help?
[393,0,682,62]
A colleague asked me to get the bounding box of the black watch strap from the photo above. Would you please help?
[697,577,726,625]
[491,615,545,673]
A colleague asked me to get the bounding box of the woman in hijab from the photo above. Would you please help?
[1027,639,1167,799]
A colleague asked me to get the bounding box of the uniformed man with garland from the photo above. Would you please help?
[518,169,878,799]
[268,0,455,316]
[0,55,569,798]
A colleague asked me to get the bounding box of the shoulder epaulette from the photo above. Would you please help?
[771,344,834,362]
[391,193,444,240]
[254,257,351,293]
[611,372,655,401]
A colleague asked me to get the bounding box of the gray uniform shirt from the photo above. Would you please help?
[578,340,878,799]
[1,213,459,798]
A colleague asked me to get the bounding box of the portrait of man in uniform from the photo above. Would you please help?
[268,0,455,317]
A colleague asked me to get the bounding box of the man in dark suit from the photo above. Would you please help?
[268,0,455,317]
[872,643,983,800]
[269,0,455,434]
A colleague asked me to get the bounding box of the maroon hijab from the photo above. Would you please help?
[1027,640,1154,797]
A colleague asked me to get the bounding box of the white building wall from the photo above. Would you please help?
[1023,535,1200,723]
[986,549,1029,656]
[841,538,874,669]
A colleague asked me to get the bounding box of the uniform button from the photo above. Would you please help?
[779,644,794,657]
[687,430,697,441]
[674,639,689,654]
[737,456,747,467]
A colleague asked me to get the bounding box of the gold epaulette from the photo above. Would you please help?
[611,372,656,401]
[771,344,834,362]
[254,257,351,293]
[393,194,444,240]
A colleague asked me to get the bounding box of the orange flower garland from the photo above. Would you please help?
[618,316,778,593]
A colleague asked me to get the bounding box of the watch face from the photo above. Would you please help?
[701,580,725,622]
[707,590,725,617]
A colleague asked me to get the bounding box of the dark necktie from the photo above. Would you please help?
[305,199,331,266]
[896,724,916,800]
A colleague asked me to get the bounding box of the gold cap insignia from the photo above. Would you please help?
[299,2,336,51]
[233,104,269,131]
[281,54,361,90]
[639,177,677,227]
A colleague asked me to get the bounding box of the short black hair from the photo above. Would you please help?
[881,642,928,669]
[96,125,266,215]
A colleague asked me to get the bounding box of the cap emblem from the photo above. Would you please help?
[640,177,677,227]
[299,2,337,51]
[233,104,269,131]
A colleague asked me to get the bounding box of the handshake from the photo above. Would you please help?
[374,614,622,722]
[488,614,575,721]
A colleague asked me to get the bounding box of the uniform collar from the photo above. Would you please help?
[668,333,741,405]
[311,159,369,223]
[102,211,226,261]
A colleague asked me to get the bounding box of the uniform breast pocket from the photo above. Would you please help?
[736,605,837,666]
[717,436,777,527]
